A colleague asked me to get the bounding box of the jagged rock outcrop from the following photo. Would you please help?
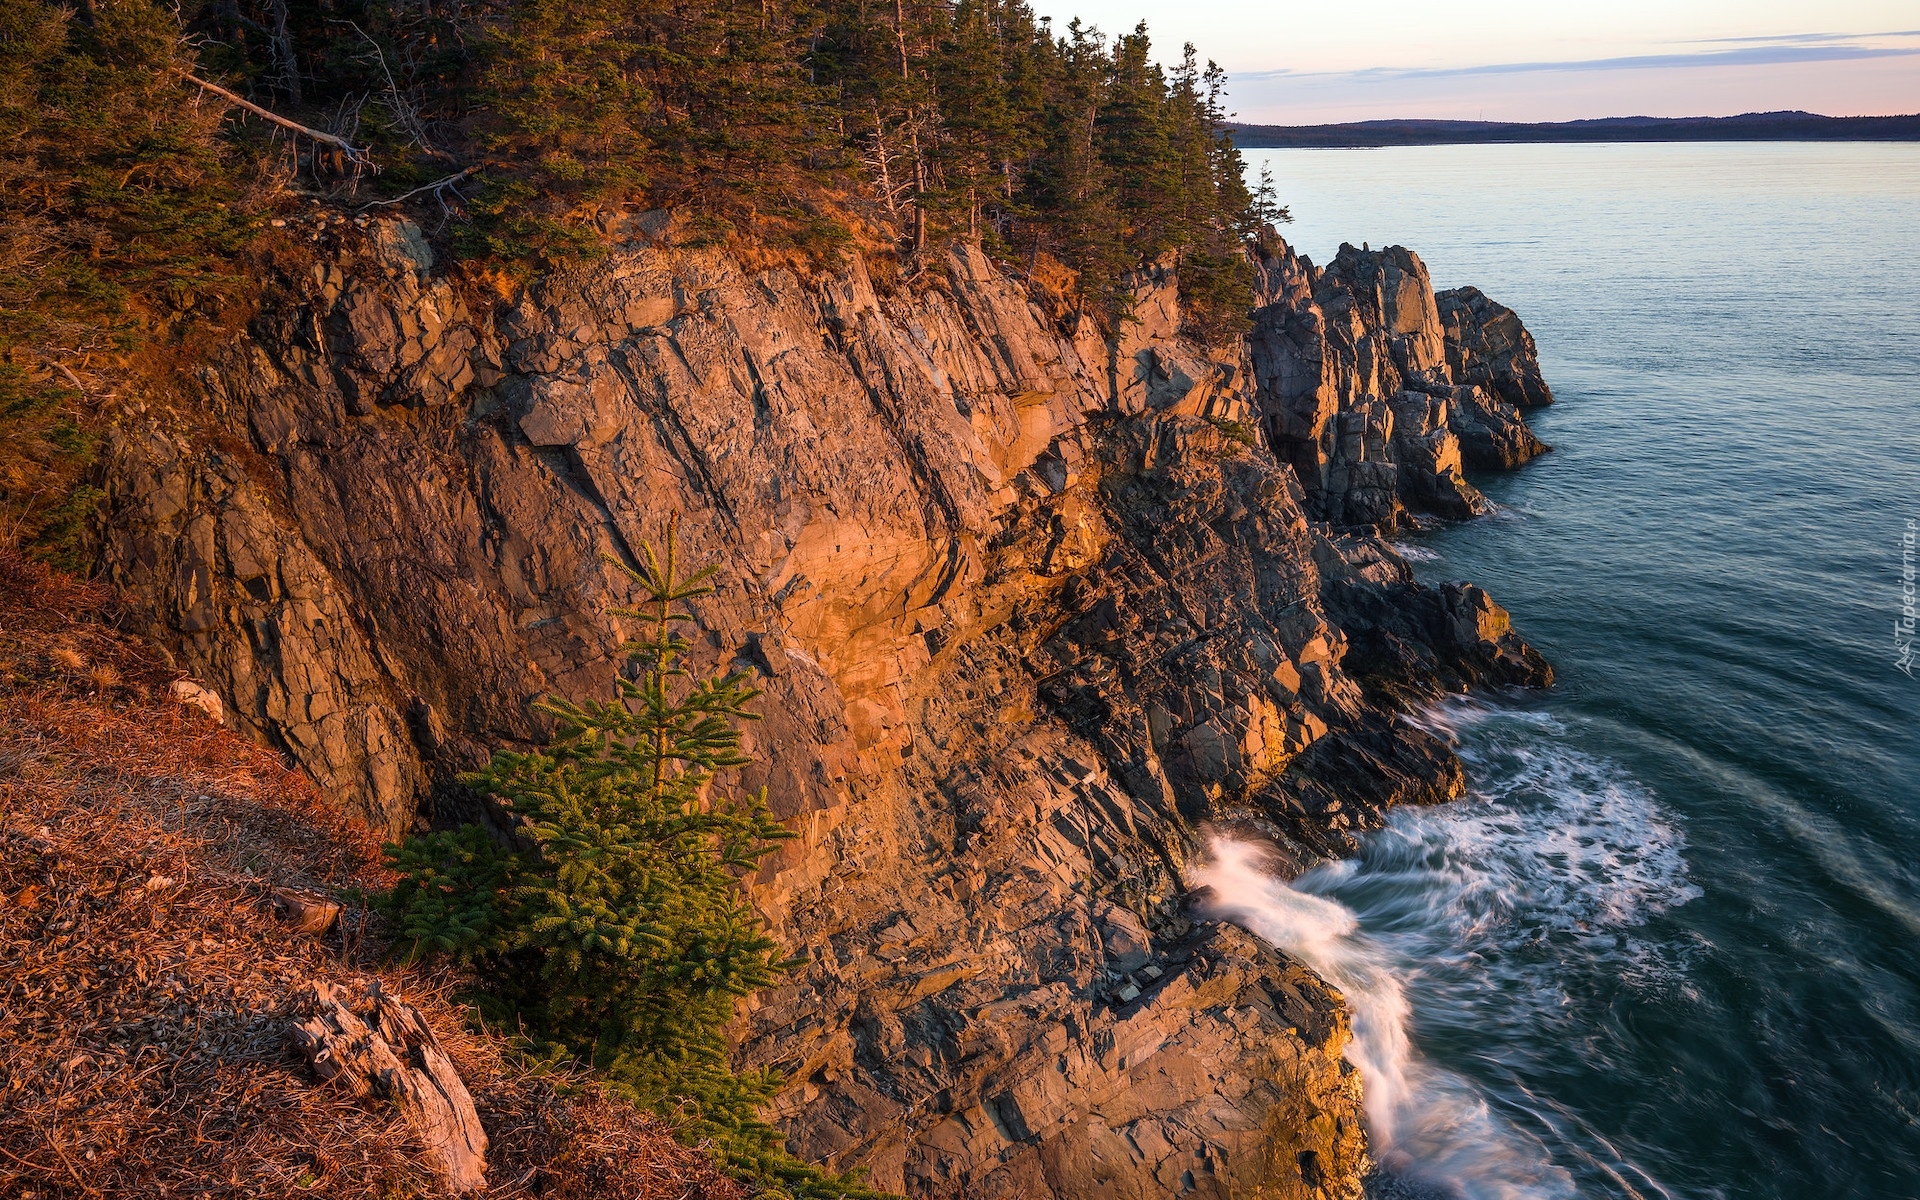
[98,217,1554,1199]
[1249,240,1554,529]
[1436,285,1555,411]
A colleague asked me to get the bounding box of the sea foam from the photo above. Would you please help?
[1197,700,1698,1198]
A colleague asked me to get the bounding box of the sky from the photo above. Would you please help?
[1025,1,1920,123]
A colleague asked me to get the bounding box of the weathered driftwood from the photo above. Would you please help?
[291,980,488,1192]
[168,677,225,723]
[270,887,341,934]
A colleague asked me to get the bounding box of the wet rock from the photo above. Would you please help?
[1408,378,1550,472]
[1322,564,1555,703]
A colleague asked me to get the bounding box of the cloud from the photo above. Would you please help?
[1684,31,1920,46]
[1234,31,1920,84]
[1225,47,1920,124]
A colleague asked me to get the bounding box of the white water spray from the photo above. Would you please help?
[1197,837,1576,1199]
[1194,702,1700,1198]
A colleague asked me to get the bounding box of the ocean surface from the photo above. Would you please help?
[1211,143,1920,1199]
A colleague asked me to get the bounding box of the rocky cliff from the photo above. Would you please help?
[99,216,1554,1199]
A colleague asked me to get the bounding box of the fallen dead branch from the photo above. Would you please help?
[294,981,488,1192]
[182,73,372,167]
[360,164,485,210]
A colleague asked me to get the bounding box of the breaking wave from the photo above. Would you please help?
[1196,698,1698,1199]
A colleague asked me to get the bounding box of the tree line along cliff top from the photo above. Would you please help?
[0,0,1272,293]
[2,0,1286,567]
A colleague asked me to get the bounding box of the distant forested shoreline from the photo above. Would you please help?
[1232,111,1920,148]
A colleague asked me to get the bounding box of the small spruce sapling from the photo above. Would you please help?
[386,521,869,1190]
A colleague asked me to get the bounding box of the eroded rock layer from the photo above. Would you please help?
[100,221,1553,1200]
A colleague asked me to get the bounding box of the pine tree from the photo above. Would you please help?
[1250,161,1291,230]
[1097,24,1181,260]
[456,0,661,263]
[929,0,1011,240]
[1168,57,1256,341]
[384,522,875,1197]
[1164,45,1217,252]
[1020,19,1127,320]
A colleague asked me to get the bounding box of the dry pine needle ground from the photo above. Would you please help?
[0,552,744,1200]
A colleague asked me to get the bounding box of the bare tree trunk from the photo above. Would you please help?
[894,0,910,80]
[269,0,303,106]
[869,105,899,218]
[910,120,927,256]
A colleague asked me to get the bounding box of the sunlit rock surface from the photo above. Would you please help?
[100,220,1553,1199]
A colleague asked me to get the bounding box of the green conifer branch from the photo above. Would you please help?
[382,529,867,1196]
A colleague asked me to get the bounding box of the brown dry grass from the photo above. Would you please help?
[0,552,745,1200]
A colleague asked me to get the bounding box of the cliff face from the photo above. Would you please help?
[100,217,1553,1199]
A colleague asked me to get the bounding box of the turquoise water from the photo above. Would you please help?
[1236,144,1920,1199]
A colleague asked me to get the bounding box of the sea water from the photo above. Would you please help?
[1206,143,1920,1199]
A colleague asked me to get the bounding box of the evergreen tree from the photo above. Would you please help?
[929,0,1014,240]
[384,523,874,1197]
[1170,58,1257,340]
[1097,24,1180,260]
[459,0,661,263]
[1022,19,1125,317]
[1250,161,1291,230]
[1164,45,1219,251]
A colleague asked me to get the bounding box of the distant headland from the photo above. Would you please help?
[1231,111,1920,148]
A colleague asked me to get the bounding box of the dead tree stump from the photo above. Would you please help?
[291,980,489,1192]
[270,887,341,934]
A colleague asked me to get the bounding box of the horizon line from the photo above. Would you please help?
[1229,110,1920,128]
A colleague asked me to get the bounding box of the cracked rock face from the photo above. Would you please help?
[100,220,1554,1200]
[1250,240,1554,529]
[1437,284,1555,412]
